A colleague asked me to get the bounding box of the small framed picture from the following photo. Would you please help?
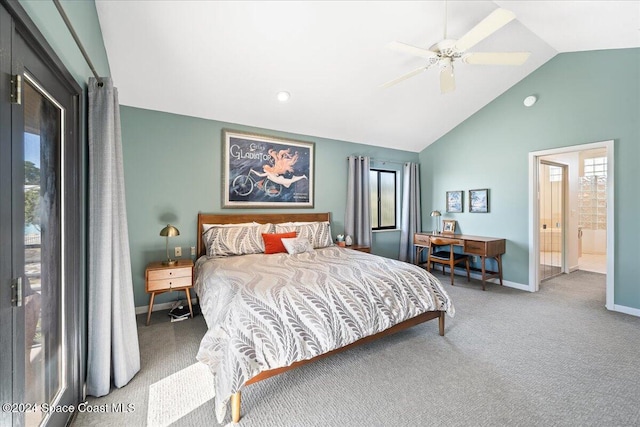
[442,219,457,234]
[469,189,489,213]
[446,190,463,213]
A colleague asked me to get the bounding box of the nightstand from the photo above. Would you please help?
[145,259,194,326]
[348,245,371,253]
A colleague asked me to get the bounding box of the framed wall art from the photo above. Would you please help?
[446,190,463,213]
[442,219,457,234]
[222,130,314,208]
[469,188,489,213]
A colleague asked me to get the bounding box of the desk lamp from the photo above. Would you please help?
[430,211,441,234]
[160,224,180,265]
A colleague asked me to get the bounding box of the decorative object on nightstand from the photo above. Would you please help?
[345,235,353,246]
[145,259,193,326]
[430,210,442,234]
[159,224,180,266]
[336,234,346,247]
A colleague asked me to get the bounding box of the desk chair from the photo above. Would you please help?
[427,237,470,286]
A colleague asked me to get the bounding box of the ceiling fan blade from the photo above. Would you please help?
[439,61,455,94]
[463,52,530,65]
[453,8,516,53]
[386,41,439,60]
[381,66,429,89]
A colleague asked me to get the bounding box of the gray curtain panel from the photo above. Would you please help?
[399,162,421,263]
[345,156,372,247]
[86,77,140,396]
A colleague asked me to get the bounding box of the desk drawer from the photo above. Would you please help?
[147,266,191,281]
[147,276,192,292]
[414,234,431,246]
[464,240,487,255]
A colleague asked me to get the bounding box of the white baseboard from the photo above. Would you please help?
[135,297,198,315]
[612,304,640,318]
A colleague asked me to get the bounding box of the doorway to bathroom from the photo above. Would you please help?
[528,140,613,309]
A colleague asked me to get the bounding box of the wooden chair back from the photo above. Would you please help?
[427,237,470,286]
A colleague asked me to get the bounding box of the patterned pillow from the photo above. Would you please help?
[274,221,334,249]
[203,223,274,257]
[281,237,314,255]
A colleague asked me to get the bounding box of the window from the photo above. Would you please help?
[584,156,607,177]
[369,169,397,230]
[549,166,563,182]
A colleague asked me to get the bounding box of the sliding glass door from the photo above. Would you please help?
[1,3,82,426]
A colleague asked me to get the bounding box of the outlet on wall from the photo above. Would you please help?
[175,246,182,257]
[190,246,196,256]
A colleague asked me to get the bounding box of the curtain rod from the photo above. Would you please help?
[53,0,100,80]
[346,156,407,166]
[372,158,406,166]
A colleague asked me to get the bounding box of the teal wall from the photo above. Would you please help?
[121,107,418,307]
[420,48,640,310]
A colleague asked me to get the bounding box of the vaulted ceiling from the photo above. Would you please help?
[96,1,640,152]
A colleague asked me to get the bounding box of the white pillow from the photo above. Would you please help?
[203,223,274,257]
[274,221,333,249]
[281,237,314,255]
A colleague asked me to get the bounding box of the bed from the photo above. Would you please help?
[194,212,454,423]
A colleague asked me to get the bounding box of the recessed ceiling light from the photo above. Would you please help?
[277,91,290,102]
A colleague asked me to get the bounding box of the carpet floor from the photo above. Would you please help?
[72,270,640,427]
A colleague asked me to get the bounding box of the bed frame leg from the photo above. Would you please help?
[439,311,445,336]
[231,391,241,423]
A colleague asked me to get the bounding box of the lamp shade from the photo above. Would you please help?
[430,210,441,217]
[160,224,180,237]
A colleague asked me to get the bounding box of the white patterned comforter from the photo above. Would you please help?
[194,246,454,423]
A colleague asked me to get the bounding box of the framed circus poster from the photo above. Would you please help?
[222,129,314,208]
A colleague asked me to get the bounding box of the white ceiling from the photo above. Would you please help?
[95,1,640,153]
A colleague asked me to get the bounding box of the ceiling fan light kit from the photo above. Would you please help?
[383,6,531,94]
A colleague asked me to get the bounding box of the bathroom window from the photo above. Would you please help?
[584,157,607,177]
[549,166,563,182]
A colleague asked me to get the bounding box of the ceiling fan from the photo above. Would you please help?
[382,6,530,93]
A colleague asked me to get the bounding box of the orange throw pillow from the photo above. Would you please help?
[262,232,297,254]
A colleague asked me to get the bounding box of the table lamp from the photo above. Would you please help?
[160,224,180,265]
[430,210,441,235]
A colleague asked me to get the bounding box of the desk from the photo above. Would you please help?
[414,233,506,290]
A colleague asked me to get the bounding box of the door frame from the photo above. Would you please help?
[528,140,614,310]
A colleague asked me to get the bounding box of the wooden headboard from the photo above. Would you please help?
[196,212,331,258]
